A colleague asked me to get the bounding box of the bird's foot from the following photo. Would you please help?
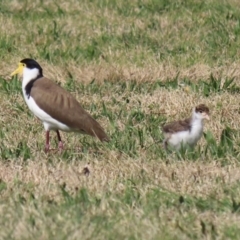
[58,141,64,151]
[45,144,50,153]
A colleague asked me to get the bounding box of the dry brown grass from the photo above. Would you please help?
[0,154,240,239]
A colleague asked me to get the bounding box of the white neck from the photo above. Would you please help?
[22,68,40,89]
[189,110,204,138]
[192,109,204,122]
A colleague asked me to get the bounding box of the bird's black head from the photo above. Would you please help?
[20,58,43,76]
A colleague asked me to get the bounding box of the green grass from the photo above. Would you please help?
[0,0,240,239]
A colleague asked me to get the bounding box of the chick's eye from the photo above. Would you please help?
[199,110,202,113]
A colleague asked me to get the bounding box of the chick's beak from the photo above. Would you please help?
[204,114,210,120]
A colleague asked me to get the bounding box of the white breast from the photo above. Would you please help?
[22,89,72,132]
[167,120,203,150]
[21,68,73,132]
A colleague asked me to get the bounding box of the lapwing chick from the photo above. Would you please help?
[11,58,109,152]
[162,104,210,150]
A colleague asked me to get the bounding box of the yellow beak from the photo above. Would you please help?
[11,63,24,77]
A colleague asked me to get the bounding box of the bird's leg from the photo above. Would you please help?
[163,139,168,151]
[56,130,64,151]
[45,131,50,153]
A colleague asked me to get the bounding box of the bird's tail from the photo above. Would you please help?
[88,118,109,142]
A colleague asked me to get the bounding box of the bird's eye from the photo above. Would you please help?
[199,110,202,113]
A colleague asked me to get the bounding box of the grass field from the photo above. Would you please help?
[0,0,240,239]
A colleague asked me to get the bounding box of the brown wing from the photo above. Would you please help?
[162,118,191,134]
[30,77,109,142]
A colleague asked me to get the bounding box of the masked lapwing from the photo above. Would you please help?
[11,58,109,152]
[162,104,210,150]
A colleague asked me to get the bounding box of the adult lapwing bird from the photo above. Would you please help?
[162,104,210,150]
[11,58,109,152]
